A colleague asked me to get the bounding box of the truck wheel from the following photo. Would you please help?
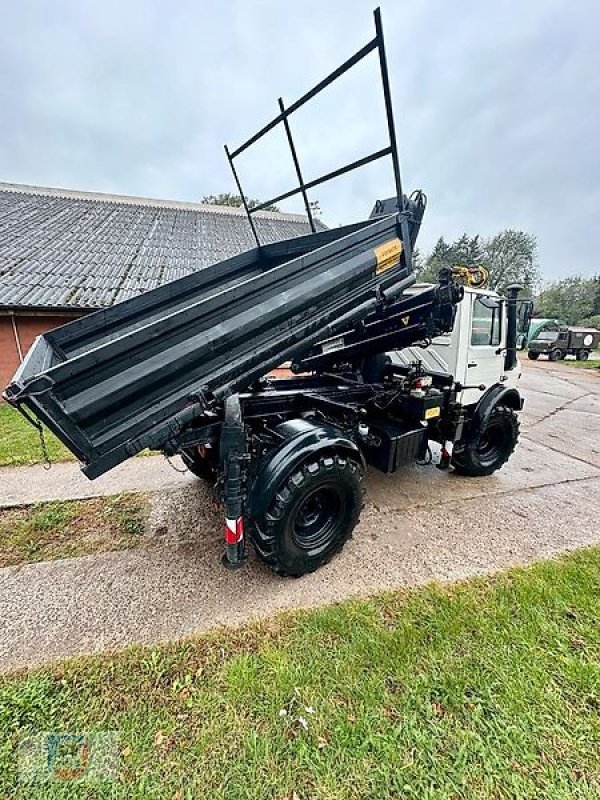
[251,455,363,577]
[549,349,563,361]
[527,351,540,360]
[452,405,519,477]
[577,350,589,361]
[180,447,218,482]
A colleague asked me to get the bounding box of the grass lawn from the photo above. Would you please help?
[0,403,159,466]
[0,494,149,567]
[559,359,600,371]
[1,548,598,798]
[0,403,73,466]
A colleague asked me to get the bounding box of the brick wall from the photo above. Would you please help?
[0,313,85,398]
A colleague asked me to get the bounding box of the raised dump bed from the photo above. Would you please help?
[4,210,420,477]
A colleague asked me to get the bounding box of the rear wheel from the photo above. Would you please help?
[577,350,589,361]
[549,349,563,361]
[452,405,519,477]
[251,454,363,577]
[180,446,218,482]
[527,351,540,360]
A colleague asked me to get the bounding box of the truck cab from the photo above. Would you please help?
[391,285,522,406]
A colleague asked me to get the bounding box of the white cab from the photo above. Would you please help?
[390,285,521,407]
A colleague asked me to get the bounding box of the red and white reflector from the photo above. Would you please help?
[224,516,244,545]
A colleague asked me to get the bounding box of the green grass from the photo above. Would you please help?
[558,344,600,370]
[0,403,73,466]
[0,403,159,466]
[559,358,600,371]
[1,549,599,798]
[0,494,149,567]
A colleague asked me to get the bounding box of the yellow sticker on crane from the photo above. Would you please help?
[374,238,403,274]
[425,406,441,420]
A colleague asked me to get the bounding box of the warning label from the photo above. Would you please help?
[374,238,403,274]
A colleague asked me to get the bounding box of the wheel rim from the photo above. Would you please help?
[291,485,342,550]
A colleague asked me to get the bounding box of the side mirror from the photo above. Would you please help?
[505,285,524,371]
[517,299,534,334]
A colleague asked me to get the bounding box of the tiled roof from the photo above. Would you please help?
[0,182,324,310]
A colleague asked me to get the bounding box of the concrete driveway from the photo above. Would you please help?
[1,360,598,671]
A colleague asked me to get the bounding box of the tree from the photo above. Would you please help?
[581,274,600,330]
[202,193,280,212]
[418,234,494,282]
[411,246,424,275]
[453,234,485,269]
[535,275,597,325]
[581,314,600,329]
[580,274,600,328]
[483,230,539,295]
[593,275,600,316]
[417,236,454,282]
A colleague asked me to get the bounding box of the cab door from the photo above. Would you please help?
[461,293,504,405]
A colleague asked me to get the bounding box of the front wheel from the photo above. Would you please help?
[452,405,519,477]
[527,351,540,360]
[251,455,363,577]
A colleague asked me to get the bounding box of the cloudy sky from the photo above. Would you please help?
[1,0,598,281]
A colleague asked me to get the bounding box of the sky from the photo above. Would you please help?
[0,0,598,282]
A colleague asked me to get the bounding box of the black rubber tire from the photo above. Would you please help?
[180,447,218,482]
[452,405,519,477]
[549,349,563,361]
[251,455,363,577]
[527,351,540,360]
[577,350,589,361]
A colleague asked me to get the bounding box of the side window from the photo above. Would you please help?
[471,296,502,346]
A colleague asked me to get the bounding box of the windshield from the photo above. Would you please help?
[536,331,558,342]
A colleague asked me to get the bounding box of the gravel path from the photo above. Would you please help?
[0,361,598,671]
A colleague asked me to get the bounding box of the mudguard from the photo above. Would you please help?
[248,419,364,518]
[470,384,523,434]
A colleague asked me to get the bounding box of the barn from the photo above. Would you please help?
[0,182,319,394]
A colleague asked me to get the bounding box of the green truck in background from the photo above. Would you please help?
[518,318,562,350]
[527,321,600,361]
